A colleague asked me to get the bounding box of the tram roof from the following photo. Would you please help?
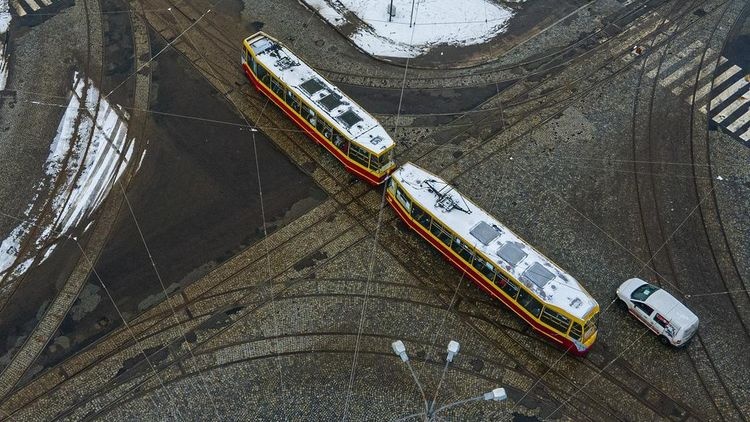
[392,162,598,319]
[245,33,395,155]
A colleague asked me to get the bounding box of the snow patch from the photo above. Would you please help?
[303,0,514,58]
[1,0,11,90]
[0,0,10,34]
[0,72,135,283]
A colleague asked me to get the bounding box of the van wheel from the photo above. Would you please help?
[659,336,671,346]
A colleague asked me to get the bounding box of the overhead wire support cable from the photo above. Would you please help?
[341,13,419,421]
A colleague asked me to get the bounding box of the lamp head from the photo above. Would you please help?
[391,340,409,362]
[446,340,460,362]
[483,388,507,402]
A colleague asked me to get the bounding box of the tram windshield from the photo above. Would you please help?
[583,313,597,340]
[369,149,394,172]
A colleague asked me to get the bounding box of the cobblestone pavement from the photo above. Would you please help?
[1,0,749,420]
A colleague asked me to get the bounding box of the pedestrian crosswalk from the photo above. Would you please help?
[10,0,54,17]
[709,61,750,144]
[632,42,750,146]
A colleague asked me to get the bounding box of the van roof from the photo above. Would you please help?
[646,290,699,328]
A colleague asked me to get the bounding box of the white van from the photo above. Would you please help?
[616,278,699,347]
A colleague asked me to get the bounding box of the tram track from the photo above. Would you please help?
[684,0,750,419]
[0,0,103,315]
[2,0,737,419]
[137,0,726,180]
[25,246,618,422]
[3,70,663,421]
[0,206,368,419]
[2,210,598,420]
[0,0,154,410]
[309,0,667,89]
[110,0,724,418]
[625,1,729,419]
[0,0,117,400]
[689,2,750,336]
[628,0,749,419]
[406,0,730,173]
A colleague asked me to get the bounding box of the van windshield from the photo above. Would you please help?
[631,283,660,301]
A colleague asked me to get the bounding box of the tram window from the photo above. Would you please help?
[569,323,583,341]
[411,205,432,229]
[316,118,331,139]
[270,78,284,97]
[583,317,597,339]
[395,187,411,211]
[369,152,390,171]
[301,104,317,126]
[473,255,498,283]
[472,255,487,273]
[332,132,349,153]
[541,308,571,334]
[245,50,256,73]
[451,238,475,264]
[480,262,497,282]
[348,144,370,167]
[517,289,543,318]
[430,221,453,246]
[256,65,270,86]
[388,178,397,194]
[286,91,301,113]
[496,276,519,299]
[368,153,380,171]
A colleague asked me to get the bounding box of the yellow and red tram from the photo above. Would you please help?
[241,32,396,185]
[386,163,599,355]
[240,33,600,354]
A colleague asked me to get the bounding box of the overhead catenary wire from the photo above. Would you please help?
[71,238,185,420]
[117,180,223,419]
[0,210,179,420]
[202,9,325,419]
[103,3,215,100]
[2,0,744,418]
[340,11,420,421]
[18,97,746,185]
[405,155,516,415]
[500,3,733,411]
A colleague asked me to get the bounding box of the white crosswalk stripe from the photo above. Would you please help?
[711,78,749,112]
[726,108,750,132]
[685,57,727,100]
[713,63,742,86]
[714,87,749,122]
[665,55,709,92]
[11,0,56,17]
[22,0,40,12]
[10,0,27,16]
[631,43,750,145]
[646,41,704,79]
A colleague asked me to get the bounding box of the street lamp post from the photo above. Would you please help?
[392,340,507,421]
[392,340,429,414]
